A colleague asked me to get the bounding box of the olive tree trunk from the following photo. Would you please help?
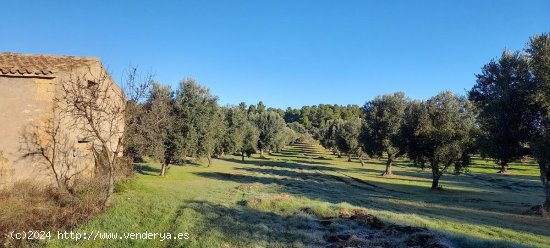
[382,153,394,176]
[160,159,169,176]
[431,163,442,189]
[499,161,509,174]
[97,146,118,208]
[103,155,115,208]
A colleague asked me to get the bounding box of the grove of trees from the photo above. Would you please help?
[119,33,550,216]
[125,87,300,169]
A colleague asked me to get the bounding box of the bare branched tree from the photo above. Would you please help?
[19,104,87,195]
[122,66,153,104]
[55,67,127,207]
[18,64,153,207]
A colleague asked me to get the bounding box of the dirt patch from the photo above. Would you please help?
[325,225,450,248]
[242,191,451,247]
[320,208,451,248]
[338,208,354,218]
[349,211,385,229]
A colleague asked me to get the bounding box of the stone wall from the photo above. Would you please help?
[0,76,54,184]
[0,62,124,187]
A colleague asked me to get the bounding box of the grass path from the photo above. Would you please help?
[47,143,550,247]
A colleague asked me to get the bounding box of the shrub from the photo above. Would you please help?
[0,178,108,247]
[0,151,10,188]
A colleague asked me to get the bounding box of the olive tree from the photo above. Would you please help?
[362,92,408,176]
[527,33,550,215]
[469,50,532,174]
[320,119,344,157]
[219,104,247,156]
[272,126,298,152]
[174,79,222,166]
[288,121,306,134]
[400,100,429,169]
[419,92,476,189]
[141,83,175,176]
[219,103,261,161]
[240,122,259,161]
[336,117,363,164]
[254,111,285,157]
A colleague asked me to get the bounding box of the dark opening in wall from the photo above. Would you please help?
[87,80,98,88]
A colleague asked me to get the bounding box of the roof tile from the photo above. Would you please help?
[0,52,99,77]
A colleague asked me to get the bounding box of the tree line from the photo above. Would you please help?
[123,33,549,215]
[124,80,302,176]
[317,33,550,215]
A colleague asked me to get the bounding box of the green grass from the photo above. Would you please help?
[46,143,550,248]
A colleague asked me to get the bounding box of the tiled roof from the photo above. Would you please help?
[0,52,99,77]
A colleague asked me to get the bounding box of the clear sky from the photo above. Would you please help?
[1,1,549,108]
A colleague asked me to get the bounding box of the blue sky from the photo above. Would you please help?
[1,1,549,108]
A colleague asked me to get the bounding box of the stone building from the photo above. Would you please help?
[0,53,124,187]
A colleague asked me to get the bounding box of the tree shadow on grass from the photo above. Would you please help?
[268,151,299,158]
[288,159,333,166]
[277,147,325,155]
[194,170,398,203]
[194,167,550,241]
[134,164,161,175]
[270,151,334,161]
[219,157,342,172]
[347,162,543,195]
[172,200,324,247]
[208,144,550,244]
[171,159,204,167]
[177,200,537,248]
[466,171,541,183]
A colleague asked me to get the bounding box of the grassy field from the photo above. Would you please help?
[45,142,550,248]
